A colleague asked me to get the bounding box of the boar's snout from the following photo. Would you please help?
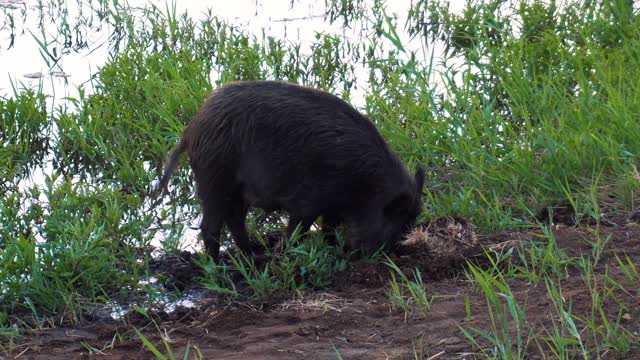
[360,166,425,254]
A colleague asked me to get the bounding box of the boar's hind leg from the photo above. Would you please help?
[226,192,252,254]
[200,200,227,260]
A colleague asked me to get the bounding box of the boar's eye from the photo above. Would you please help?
[383,193,411,220]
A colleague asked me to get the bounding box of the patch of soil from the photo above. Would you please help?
[6,217,640,359]
[535,197,628,227]
[536,201,580,225]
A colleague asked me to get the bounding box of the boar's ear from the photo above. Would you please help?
[414,165,425,194]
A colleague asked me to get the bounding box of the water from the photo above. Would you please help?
[102,286,203,321]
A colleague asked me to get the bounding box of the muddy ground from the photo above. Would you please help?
[4,212,640,359]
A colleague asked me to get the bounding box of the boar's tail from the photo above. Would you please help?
[157,140,187,192]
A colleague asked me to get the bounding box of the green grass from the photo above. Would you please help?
[192,224,349,299]
[512,226,573,285]
[461,261,532,359]
[460,235,640,358]
[0,83,48,185]
[384,256,432,318]
[613,254,640,291]
[133,307,204,360]
[541,277,588,359]
[0,309,21,351]
[1,0,640,357]
[193,253,239,297]
[574,254,638,358]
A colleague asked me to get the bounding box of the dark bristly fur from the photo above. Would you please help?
[159,81,425,258]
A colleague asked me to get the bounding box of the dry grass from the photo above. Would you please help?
[401,217,479,256]
[279,293,347,314]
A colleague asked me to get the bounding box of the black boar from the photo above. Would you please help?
[159,81,424,259]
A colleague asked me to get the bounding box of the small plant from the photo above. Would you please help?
[133,307,204,360]
[460,262,531,359]
[193,253,238,297]
[360,243,387,264]
[135,328,203,360]
[411,336,429,359]
[159,224,186,256]
[583,226,612,268]
[331,340,344,360]
[222,224,349,298]
[275,227,349,290]
[575,255,637,358]
[613,253,640,292]
[513,226,573,285]
[384,256,432,318]
[540,277,587,359]
[227,250,279,299]
[0,314,21,352]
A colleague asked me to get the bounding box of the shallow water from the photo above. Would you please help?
[104,287,203,320]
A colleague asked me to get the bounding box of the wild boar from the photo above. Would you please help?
[158,81,424,259]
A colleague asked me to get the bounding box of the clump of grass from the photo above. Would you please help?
[275,226,350,290]
[461,261,532,359]
[540,277,588,359]
[193,254,238,297]
[0,176,152,322]
[0,83,48,186]
[535,251,640,359]
[0,310,21,352]
[384,256,432,318]
[512,226,573,285]
[221,225,349,299]
[133,306,204,360]
[583,226,612,268]
[574,255,638,358]
[613,254,640,292]
[227,250,278,299]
